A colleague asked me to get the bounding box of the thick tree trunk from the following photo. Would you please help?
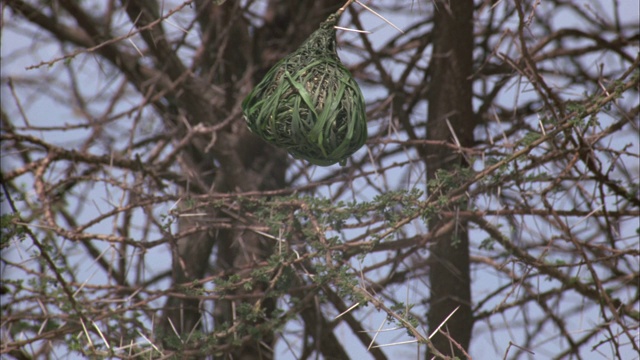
[158,2,288,358]
[425,1,475,358]
[160,1,345,359]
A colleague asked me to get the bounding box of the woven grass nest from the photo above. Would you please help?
[242,13,367,166]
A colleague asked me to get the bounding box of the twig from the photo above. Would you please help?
[336,0,403,34]
[337,0,357,16]
[24,1,193,70]
[355,0,404,33]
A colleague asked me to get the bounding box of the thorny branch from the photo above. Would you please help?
[1,0,638,359]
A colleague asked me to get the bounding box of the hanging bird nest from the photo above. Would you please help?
[242,13,367,166]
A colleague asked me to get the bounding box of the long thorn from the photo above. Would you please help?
[355,0,404,34]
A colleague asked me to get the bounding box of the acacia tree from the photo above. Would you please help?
[1,1,638,359]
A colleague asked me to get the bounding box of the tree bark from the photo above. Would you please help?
[425,1,475,358]
[159,1,345,358]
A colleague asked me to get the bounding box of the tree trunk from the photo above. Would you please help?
[425,1,475,358]
[159,1,344,358]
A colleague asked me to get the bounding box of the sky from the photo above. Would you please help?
[1,1,639,359]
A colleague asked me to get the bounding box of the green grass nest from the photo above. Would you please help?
[242,14,367,166]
